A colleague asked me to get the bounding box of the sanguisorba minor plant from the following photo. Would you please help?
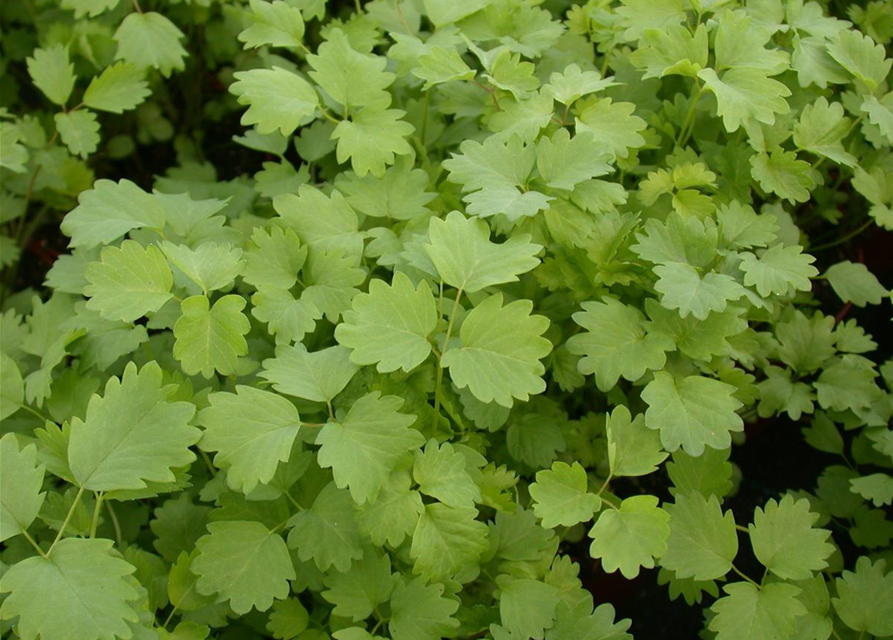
[2,0,893,638]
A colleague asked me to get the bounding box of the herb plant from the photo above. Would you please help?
[1,1,893,639]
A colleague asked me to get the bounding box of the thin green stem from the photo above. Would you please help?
[89,492,104,539]
[731,564,760,589]
[811,218,873,252]
[20,403,51,422]
[106,500,123,547]
[677,82,703,147]
[285,492,304,511]
[199,449,217,477]
[21,529,48,559]
[326,400,335,422]
[162,605,179,630]
[735,524,750,534]
[48,485,86,555]
[596,473,613,496]
[432,287,463,429]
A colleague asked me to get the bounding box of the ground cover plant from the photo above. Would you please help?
[1,0,893,638]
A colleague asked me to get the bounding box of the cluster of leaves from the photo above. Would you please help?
[2,0,893,639]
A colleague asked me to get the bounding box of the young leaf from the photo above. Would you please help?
[662,492,738,581]
[410,503,489,581]
[307,29,394,109]
[496,576,560,639]
[335,272,437,373]
[823,260,888,306]
[739,244,818,296]
[161,241,245,293]
[197,386,301,494]
[322,551,395,622]
[173,295,250,378]
[709,582,806,640]
[82,62,150,113]
[54,111,100,159]
[238,0,306,49]
[832,557,893,637]
[607,405,668,478]
[698,68,791,132]
[260,343,359,402]
[413,439,481,508]
[230,67,319,136]
[287,482,364,573]
[530,461,601,528]
[61,179,165,249]
[84,240,173,322]
[26,44,75,106]
[588,495,670,579]
[749,495,834,580]
[388,578,460,640]
[114,12,188,77]
[332,106,414,178]
[0,434,46,543]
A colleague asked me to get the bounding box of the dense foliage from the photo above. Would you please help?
[1,0,893,639]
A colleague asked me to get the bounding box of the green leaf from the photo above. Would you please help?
[274,185,363,257]
[442,135,534,194]
[197,386,301,494]
[150,494,211,562]
[251,287,321,345]
[422,0,488,26]
[238,0,305,49]
[357,472,424,547]
[824,260,888,306]
[61,179,165,249]
[83,62,150,113]
[535,129,612,191]
[0,354,24,421]
[654,262,747,321]
[588,495,670,579]
[530,461,601,528]
[322,551,395,622]
[749,495,834,580]
[713,11,789,74]
[388,577,460,640]
[442,293,552,408]
[61,0,120,19]
[161,241,244,293]
[173,294,251,378]
[496,576,560,639]
[607,405,668,478]
[410,503,489,581]
[832,557,893,637]
[335,272,436,373]
[230,67,319,136]
[413,439,481,508]
[267,599,309,640]
[544,63,616,105]
[260,343,359,402]
[861,93,893,144]
[575,98,647,160]
[709,582,807,640]
[750,150,816,204]
[26,45,75,106]
[301,249,366,321]
[84,240,173,322]
[630,25,708,79]
[698,67,791,133]
[0,538,139,640]
[814,355,883,413]
[412,46,475,89]
[307,29,394,109]
[463,185,553,222]
[287,482,363,572]
[662,492,738,581]
[739,244,818,296]
[793,97,858,167]
[0,434,46,543]
[68,361,199,491]
[850,473,893,507]
[643,372,744,456]
[332,105,414,178]
[827,29,892,91]
[242,226,307,290]
[567,297,675,392]
[114,12,188,77]
[335,164,435,220]
[193,521,295,615]
[54,110,100,159]
[317,392,423,504]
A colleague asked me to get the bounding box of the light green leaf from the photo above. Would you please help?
[267,599,309,640]
[698,67,791,133]
[496,577,560,639]
[535,128,612,191]
[709,582,807,640]
[713,11,789,74]
[814,355,884,413]
[333,106,414,179]
[317,392,423,504]
[575,98,647,160]
[588,495,670,579]
[567,297,675,391]
[827,29,892,91]
[68,361,198,491]
[301,249,366,321]
[161,241,244,293]
[84,240,173,322]
[443,134,534,193]
[832,557,893,637]
[662,492,738,581]
[193,521,295,615]
[0,353,24,420]
[230,67,319,136]
[607,405,668,478]
[61,0,120,19]
[287,482,364,573]
[861,93,893,144]
[358,472,424,547]
[307,29,394,109]
[83,62,150,113]
[824,260,888,306]
[630,25,708,79]
[0,434,46,543]
[530,461,600,528]
[412,46,475,89]
[739,244,818,297]
[463,185,553,221]
[173,294,250,378]
[322,551,395,622]
[242,226,307,290]
[749,495,834,580]
[239,0,305,49]
[114,12,188,77]
[653,263,747,320]
[251,287,321,345]
[197,386,301,494]
[410,503,489,581]
[544,63,616,105]
[54,110,100,159]
[850,473,893,507]
[793,97,858,167]
[335,164,435,220]
[61,179,165,249]
[750,150,816,204]
[388,577,459,640]
[260,343,359,402]
[26,45,75,106]
[0,538,139,640]
[413,439,480,508]
[274,185,363,258]
[442,293,552,408]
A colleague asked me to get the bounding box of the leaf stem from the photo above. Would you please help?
[810,218,873,252]
[199,449,217,477]
[735,524,750,534]
[48,485,86,556]
[21,529,48,559]
[596,473,613,496]
[676,81,703,147]
[730,563,760,589]
[432,287,463,429]
[20,403,51,422]
[106,500,123,547]
[89,492,104,538]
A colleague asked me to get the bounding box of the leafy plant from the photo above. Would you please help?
[1,0,893,639]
